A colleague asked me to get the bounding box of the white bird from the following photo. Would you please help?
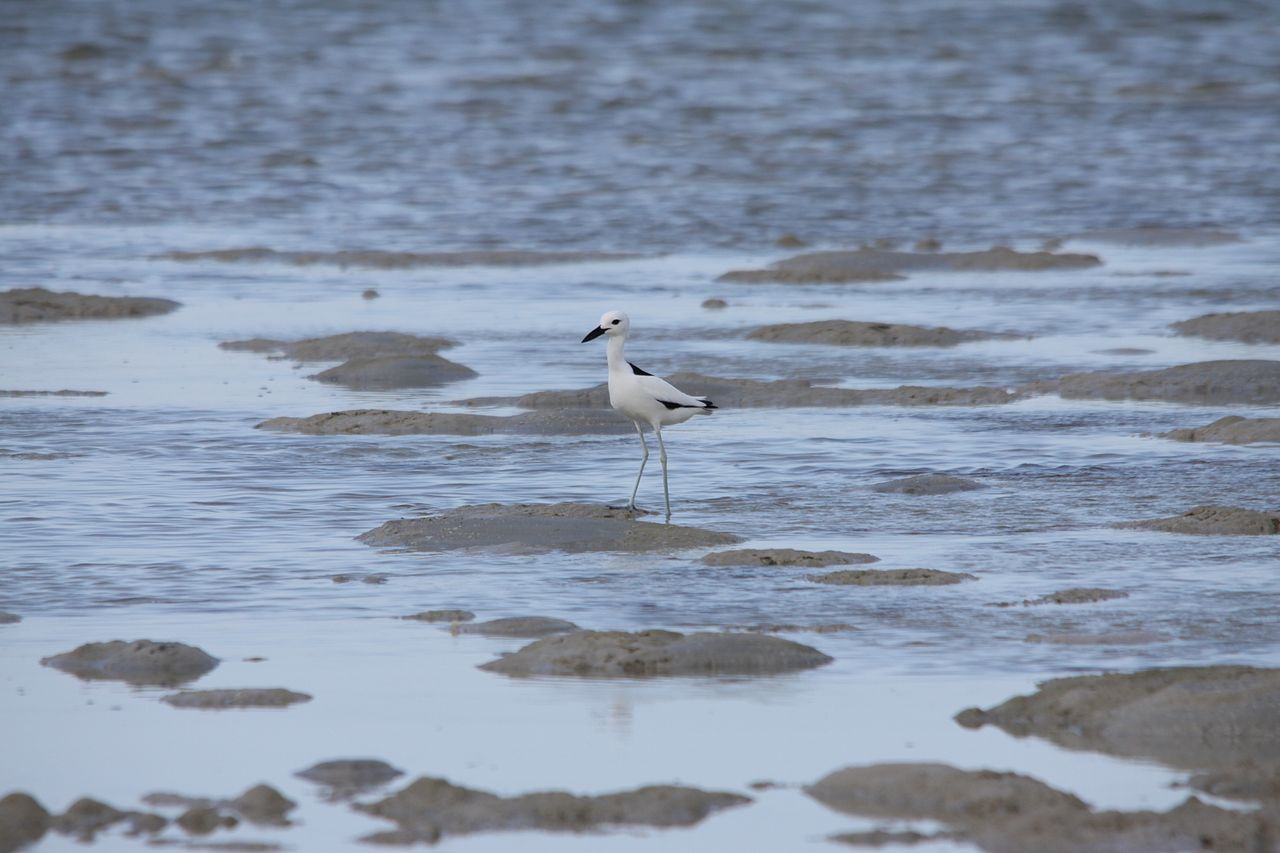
[581,310,716,519]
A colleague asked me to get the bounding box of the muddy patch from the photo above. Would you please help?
[221,331,456,360]
[357,502,742,554]
[0,389,107,398]
[991,588,1129,607]
[702,548,879,568]
[1027,360,1280,405]
[809,568,976,586]
[161,248,642,268]
[296,760,404,799]
[1160,415,1280,445]
[222,331,475,390]
[161,688,312,710]
[1072,227,1242,247]
[1024,631,1168,646]
[479,629,831,677]
[747,320,1015,347]
[50,797,168,842]
[1115,504,1280,535]
[41,640,219,686]
[0,612,20,624]
[456,616,580,638]
[954,666,1280,772]
[0,287,179,324]
[0,792,51,850]
[354,776,750,844]
[718,246,1100,284]
[257,408,630,436]
[400,609,475,623]
[463,374,1020,410]
[143,785,295,828]
[806,763,1271,853]
[871,474,984,495]
[309,354,477,390]
[1172,310,1280,344]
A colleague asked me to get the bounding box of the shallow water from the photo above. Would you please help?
[4,0,1280,850]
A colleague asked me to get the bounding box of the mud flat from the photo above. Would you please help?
[718,246,1100,284]
[222,331,474,391]
[296,760,404,796]
[1071,227,1242,247]
[40,640,218,686]
[1025,360,1280,404]
[354,776,750,844]
[954,666,1280,773]
[479,629,831,677]
[455,616,580,638]
[1115,504,1280,535]
[143,784,296,827]
[701,548,878,568]
[806,762,1273,853]
[220,331,456,360]
[1172,309,1280,344]
[991,588,1129,607]
[0,389,107,398]
[1160,415,1280,444]
[160,248,642,268]
[871,474,983,495]
[0,287,179,323]
[746,320,1014,347]
[1025,631,1168,646]
[257,408,631,436]
[357,502,741,554]
[809,568,976,586]
[400,610,475,623]
[160,688,312,709]
[462,374,1020,410]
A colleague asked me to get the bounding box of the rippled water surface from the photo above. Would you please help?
[3,1,1280,851]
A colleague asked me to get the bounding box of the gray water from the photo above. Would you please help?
[3,1,1280,851]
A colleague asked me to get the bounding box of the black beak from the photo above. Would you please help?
[581,326,606,343]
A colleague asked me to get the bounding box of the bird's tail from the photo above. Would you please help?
[696,397,717,413]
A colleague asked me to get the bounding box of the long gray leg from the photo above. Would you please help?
[628,421,648,511]
[655,426,671,520]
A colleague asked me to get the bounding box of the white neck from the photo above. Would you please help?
[606,333,626,371]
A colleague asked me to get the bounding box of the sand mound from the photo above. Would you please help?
[747,320,1012,347]
[456,617,580,638]
[871,474,984,495]
[702,548,878,568]
[1115,504,1280,535]
[358,502,741,554]
[356,776,749,844]
[479,629,832,677]
[1172,310,1280,344]
[719,246,1100,284]
[162,248,641,268]
[955,666,1280,772]
[1160,416,1280,445]
[810,568,976,586]
[257,408,631,436]
[41,640,218,686]
[1032,360,1280,405]
[0,287,179,324]
[807,762,1273,852]
[160,688,312,709]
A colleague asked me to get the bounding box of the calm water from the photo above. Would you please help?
[3,1,1280,850]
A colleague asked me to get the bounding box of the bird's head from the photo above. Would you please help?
[581,310,630,342]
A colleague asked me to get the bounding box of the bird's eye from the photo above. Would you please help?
[611,319,620,325]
